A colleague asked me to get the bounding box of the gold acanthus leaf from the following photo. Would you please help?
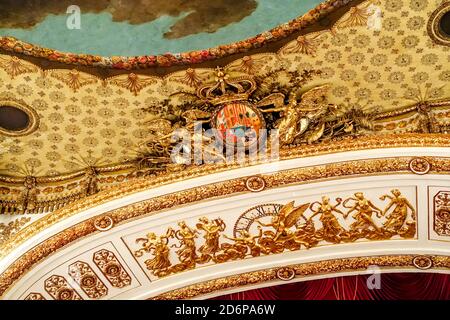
[108,73,157,96]
[50,69,98,92]
[0,56,37,79]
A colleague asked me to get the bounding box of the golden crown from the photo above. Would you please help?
[196,67,257,105]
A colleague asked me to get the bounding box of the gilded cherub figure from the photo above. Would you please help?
[259,85,334,145]
[380,189,416,235]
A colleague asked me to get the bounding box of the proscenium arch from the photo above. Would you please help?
[1,136,450,300]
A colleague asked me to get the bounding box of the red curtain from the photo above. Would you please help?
[212,273,450,300]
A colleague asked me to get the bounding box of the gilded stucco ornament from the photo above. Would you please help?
[433,190,450,236]
[139,67,377,167]
[412,256,433,270]
[0,154,450,298]
[276,267,296,281]
[134,189,416,279]
[409,157,431,175]
[245,176,266,192]
[93,215,114,232]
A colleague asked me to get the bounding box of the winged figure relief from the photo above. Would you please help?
[257,200,310,241]
[258,85,335,145]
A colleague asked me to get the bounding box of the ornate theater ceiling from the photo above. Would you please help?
[0,0,449,300]
[0,0,324,56]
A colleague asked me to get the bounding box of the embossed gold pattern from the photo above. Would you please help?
[433,190,450,236]
[68,261,108,299]
[93,249,132,288]
[44,275,83,300]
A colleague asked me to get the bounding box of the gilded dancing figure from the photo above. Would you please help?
[134,228,174,276]
[196,217,226,261]
[172,221,199,266]
[343,192,383,238]
[308,196,347,243]
[380,189,416,238]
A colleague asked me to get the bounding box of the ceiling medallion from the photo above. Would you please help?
[412,256,433,270]
[0,98,39,137]
[408,157,431,175]
[427,2,450,46]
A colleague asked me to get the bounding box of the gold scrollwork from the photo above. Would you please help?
[433,191,450,236]
[68,261,108,299]
[93,249,132,288]
[276,267,295,281]
[44,275,83,300]
[134,189,417,278]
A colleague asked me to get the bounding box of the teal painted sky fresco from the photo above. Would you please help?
[0,0,323,57]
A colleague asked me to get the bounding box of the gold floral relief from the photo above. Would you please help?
[44,275,83,300]
[434,190,450,236]
[68,261,108,299]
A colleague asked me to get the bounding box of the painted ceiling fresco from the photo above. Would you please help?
[0,0,324,56]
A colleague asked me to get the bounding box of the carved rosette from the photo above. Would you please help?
[276,267,296,281]
[94,216,114,232]
[245,176,266,192]
[433,191,450,236]
[93,250,132,288]
[44,275,83,300]
[409,157,431,175]
[68,261,108,299]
